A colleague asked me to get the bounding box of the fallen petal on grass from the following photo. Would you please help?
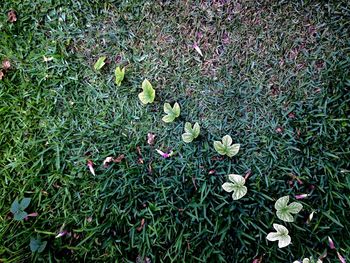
[156,149,173,158]
[55,230,68,238]
[295,194,309,199]
[87,160,95,176]
[2,60,11,70]
[8,10,17,22]
[328,236,336,249]
[336,252,346,263]
[193,43,203,57]
[147,133,156,145]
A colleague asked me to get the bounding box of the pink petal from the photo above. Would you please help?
[328,236,336,249]
[27,212,38,217]
[87,160,95,176]
[295,194,309,199]
[55,230,68,238]
[156,149,165,156]
[337,252,346,263]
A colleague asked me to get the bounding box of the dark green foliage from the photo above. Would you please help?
[0,0,349,262]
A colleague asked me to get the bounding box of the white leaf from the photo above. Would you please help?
[222,135,233,146]
[231,185,247,200]
[228,174,245,185]
[222,182,235,193]
[275,196,290,210]
[278,235,291,248]
[277,210,294,222]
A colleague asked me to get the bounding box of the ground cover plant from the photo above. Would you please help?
[0,0,349,262]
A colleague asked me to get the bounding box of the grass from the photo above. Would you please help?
[1,0,350,262]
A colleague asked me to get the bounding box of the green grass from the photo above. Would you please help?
[1,0,349,262]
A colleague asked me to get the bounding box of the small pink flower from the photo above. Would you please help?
[156,149,173,158]
[337,252,346,263]
[87,159,95,176]
[295,194,309,199]
[328,236,336,249]
[56,230,68,238]
[24,212,38,220]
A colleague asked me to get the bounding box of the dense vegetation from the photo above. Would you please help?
[1,1,349,262]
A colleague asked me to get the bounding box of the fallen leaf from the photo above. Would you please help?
[2,60,11,70]
[114,154,125,163]
[136,146,142,156]
[8,10,17,23]
[147,162,153,174]
[137,218,145,232]
[147,133,156,145]
[87,160,95,176]
[193,43,203,57]
[192,176,197,191]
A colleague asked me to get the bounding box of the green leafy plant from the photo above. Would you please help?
[266,224,291,248]
[213,135,240,157]
[162,102,180,123]
[30,237,47,253]
[138,79,155,104]
[115,66,125,86]
[275,195,303,222]
[93,56,106,70]
[222,174,247,200]
[10,197,31,221]
[182,122,200,143]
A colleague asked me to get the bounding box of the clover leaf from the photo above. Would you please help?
[162,102,180,123]
[293,257,322,263]
[138,79,155,104]
[115,66,125,86]
[275,195,303,222]
[222,174,247,200]
[30,237,47,253]
[213,135,240,157]
[266,223,291,248]
[93,56,106,70]
[182,122,200,143]
[10,197,31,221]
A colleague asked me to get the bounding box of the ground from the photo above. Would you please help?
[0,0,349,262]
